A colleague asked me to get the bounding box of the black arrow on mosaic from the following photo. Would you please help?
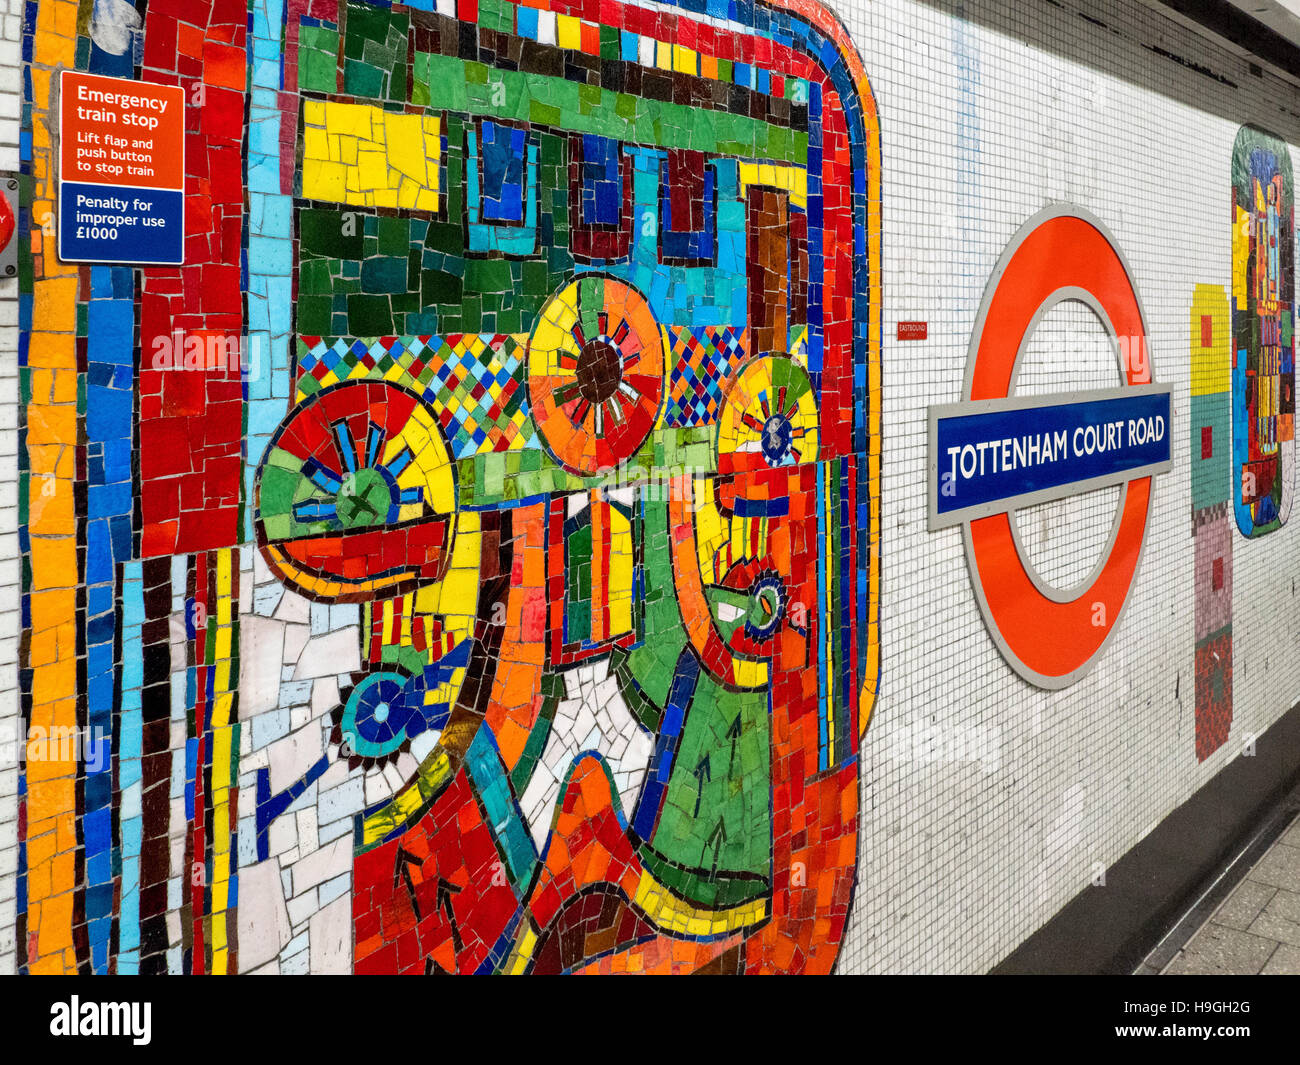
[394,846,424,921]
[437,877,464,957]
[692,753,711,817]
[726,714,742,774]
[706,817,728,874]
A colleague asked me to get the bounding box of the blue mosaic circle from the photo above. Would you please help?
[760,413,795,465]
[338,671,427,761]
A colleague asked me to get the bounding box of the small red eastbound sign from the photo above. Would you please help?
[897,321,928,341]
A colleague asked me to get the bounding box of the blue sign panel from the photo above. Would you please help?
[930,385,1172,528]
[58,182,184,266]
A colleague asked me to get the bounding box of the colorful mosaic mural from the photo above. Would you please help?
[17,0,880,974]
[1231,125,1296,539]
[1190,283,1233,762]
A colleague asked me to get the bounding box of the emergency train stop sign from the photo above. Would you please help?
[58,71,185,265]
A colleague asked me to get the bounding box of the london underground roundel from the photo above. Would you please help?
[928,208,1172,688]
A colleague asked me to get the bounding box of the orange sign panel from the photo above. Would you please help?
[59,71,184,191]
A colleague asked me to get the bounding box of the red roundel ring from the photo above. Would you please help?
[0,187,13,255]
[963,208,1156,688]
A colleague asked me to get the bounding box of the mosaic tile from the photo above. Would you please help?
[1231,125,1296,537]
[1190,284,1234,763]
[665,325,747,428]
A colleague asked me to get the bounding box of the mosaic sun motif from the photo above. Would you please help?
[17,0,880,975]
[528,276,665,475]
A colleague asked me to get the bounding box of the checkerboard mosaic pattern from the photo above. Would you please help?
[296,334,538,458]
[665,326,746,427]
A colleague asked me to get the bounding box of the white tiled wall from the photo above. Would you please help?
[0,0,21,977]
[835,0,1300,972]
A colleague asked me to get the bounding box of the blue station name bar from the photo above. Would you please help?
[929,385,1173,529]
